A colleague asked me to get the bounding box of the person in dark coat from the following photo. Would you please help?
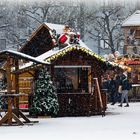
[114,74,121,103]
[109,75,117,105]
[118,70,132,107]
[107,73,122,105]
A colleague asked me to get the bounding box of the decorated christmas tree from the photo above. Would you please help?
[30,68,59,116]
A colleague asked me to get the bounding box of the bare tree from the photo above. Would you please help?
[0,0,135,53]
[87,5,125,54]
[2,3,29,49]
[19,0,87,41]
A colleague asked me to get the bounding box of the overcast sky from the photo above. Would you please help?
[0,0,140,8]
[1,0,139,4]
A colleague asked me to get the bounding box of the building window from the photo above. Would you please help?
[54,66,91,93]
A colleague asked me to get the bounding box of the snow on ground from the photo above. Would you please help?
[0,102,140,140]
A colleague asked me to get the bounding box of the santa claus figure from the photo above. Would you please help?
[58,34,68,44]
[58,25,81,47]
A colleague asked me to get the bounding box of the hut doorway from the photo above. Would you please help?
[54,65,91,93]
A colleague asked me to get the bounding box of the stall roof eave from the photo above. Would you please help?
[0,50,49,65]
[122,10,140,27]
[36,41,123,70]
[12,63,43,75]
[36,41,106,64]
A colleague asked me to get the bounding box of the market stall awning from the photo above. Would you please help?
[0,50,49,65]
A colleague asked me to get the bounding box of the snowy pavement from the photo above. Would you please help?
[0,102,140,140]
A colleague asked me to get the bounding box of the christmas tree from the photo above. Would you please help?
[30,68,59,116]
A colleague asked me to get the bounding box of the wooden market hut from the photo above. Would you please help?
[17,23,121,116]
[0,50,49,110]
[112,10,140,101]
[0,50,47,125]
[122,10,140,54]
[122,10,140,76]
[116,54,140,81]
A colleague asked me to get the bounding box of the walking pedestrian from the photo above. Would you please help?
[109,74,121,105]
[118,69,132,107]
[109,75,117,105]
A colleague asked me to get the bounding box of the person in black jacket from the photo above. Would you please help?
[109,76,116,105]
[108,74,122,105]
[118,70,132,107]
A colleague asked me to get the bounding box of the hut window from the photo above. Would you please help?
[54,66,91,93]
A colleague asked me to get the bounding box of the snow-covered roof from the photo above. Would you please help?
[45,23,65,34]
[19,41,106,70]
[35,40,105,63]
[122,10,140,27]
[0,50,49,65]
[42,44,127,69]
[19,39,124,70]
[19,41,126,70]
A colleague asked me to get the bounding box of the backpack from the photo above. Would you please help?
[126,82,132,90]
[122,77,132,90]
